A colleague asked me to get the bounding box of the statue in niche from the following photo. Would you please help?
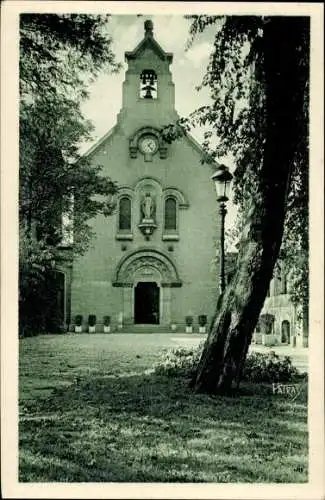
[141,192,155,221]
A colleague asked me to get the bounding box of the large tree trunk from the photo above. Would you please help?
[192,17,309,394]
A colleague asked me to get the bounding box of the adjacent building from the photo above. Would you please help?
[253,262,308,347]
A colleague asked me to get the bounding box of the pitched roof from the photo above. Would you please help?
[125,19,173,64]
[82,125,117,158]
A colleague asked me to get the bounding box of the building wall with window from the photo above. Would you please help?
[222,252,308,348]
[69,20,219,331]
[253,262,307,347]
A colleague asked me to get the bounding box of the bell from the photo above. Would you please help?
[142,84,154,98]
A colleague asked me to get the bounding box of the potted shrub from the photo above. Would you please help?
[170,323,177,332]
[88,314,96,333]
[185,315,193,333]
[75,315,83,333]
[103,315,111,333]
[198,314,207,333]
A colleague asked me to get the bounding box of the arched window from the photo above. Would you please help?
[164,197,177,231]
[119,197,131,231]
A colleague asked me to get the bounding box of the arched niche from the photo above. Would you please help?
[112,248,181,287]
[112,249,182,326]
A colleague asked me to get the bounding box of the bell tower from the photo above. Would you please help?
[118,19,178,132]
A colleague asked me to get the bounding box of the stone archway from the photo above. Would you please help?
[112,249,181,325]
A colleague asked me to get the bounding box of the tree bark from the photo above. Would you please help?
[192,17,309,394]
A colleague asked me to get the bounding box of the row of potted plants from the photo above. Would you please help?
[169,315,207,333]
[185,314,207,333]
[73,314,208,333]
[75,315,111,333]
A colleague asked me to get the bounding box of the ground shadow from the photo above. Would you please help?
[19,371,308,482]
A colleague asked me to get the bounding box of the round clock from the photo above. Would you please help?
[139,135,158,155]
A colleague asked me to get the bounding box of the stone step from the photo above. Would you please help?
[118,325,174,333]
[70,324,207,334]
[117,325,207,334]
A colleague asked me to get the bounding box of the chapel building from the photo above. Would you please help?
[66,20,219,331]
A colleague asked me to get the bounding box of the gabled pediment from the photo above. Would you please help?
[125,20,173,64]
[125,38,173,63]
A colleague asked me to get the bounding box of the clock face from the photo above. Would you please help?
[139,136,158,155]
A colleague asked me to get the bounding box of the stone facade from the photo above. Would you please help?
[252,263,308,347]
[66,21,219,332]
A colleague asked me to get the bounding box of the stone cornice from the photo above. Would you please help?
[125,37,173,64]
[113,248,182,287]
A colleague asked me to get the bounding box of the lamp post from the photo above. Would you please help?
[211,164,233,294]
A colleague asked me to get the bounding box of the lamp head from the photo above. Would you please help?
[211,164,233,202]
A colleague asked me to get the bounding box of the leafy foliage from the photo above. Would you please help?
[185,315,193,326]
[19,334,307,482]
[20,14,120,251]
[19,227,69,335]
[88,315,97,326]
[153,343,301,383]
[281,154,308,312]
[20,14,120,334]
[161,17,310,392]
[103,315,111,326]
[243,351,300,383]
[75,315,83,327]
[20,14,120,100]
[153,343,205,378]
[198,315,208,327]
[186,17,266,206]
[186,15,309,309]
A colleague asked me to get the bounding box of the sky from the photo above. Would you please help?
[80,15,216,148]
[80,14,238,230]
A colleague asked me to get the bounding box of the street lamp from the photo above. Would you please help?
[211,164,233,294]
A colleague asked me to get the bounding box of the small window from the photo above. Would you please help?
[164,197,177,231]
[119,197,131,231]
[140,69,157,99]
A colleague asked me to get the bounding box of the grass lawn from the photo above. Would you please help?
[19,333,308,483]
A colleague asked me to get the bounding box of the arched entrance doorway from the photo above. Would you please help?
[281,320,291,344]
[113,249,182,326]
[134,282,159,324]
